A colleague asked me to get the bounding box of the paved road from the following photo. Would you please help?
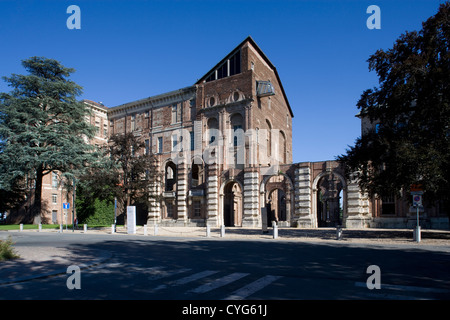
[1,232,450,302]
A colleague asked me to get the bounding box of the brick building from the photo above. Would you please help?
[9,36,448,229]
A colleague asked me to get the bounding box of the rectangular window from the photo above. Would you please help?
[229,50,241,76]
[52,172,58,188]
[52,194,57,204]
[193,201,201,217]
[190,131,195,151]
[158,137,163,153]
[381,195,396,215]
[145,139,149,155]
[131,115,136,131]
[172,134,178,151]
[172,105,178,124]
[167,202,174,218]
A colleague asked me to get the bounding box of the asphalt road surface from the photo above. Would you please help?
[2,232,450,302]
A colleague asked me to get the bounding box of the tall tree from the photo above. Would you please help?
[77,132,160,224]
[0,57,99,223]
[338,3,450,208]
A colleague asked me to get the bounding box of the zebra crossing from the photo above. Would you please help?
[130,264,284,299]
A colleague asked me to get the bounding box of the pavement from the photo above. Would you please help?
[1,226,449,287]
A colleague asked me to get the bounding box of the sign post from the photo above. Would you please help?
[410,185,423,243]
[63,203,70,231]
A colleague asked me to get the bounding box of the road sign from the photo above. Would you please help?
[410,184,423,192]
[413,194,422,207]
[63,203,70,209]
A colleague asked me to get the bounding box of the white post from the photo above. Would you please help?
[144,224,148,236]
[154,224,158,236]
[19,224,23,232]
[415,206,421,243]
[273,223,278,239]
[111,224,115,234]
[60,224,63,233]
[83,224,87,233]
[38,223,42,232]
[220,225,225,237]
[127,206,136,234]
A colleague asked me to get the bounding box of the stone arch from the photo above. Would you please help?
[312,170,347,228]
[259,172,294,227]
[219,179,243,227]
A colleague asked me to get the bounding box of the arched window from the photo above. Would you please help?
[207,117,219,145]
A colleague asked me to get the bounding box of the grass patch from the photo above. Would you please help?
[0,236,19,261]
[0,224,60,231]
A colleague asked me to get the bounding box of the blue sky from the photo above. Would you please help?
[0,0,446,163]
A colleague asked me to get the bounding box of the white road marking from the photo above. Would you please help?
[224,275,283,300]
[188,272,249,294]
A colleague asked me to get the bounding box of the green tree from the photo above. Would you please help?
[338,3,450,209]
[0,57,99,223]
[77,132,160,224]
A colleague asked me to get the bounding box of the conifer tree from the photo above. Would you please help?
[0,57,99,223]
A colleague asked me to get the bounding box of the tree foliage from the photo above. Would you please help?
[0,57,100,222]
[338,2,450,207]
[77,132,160,223]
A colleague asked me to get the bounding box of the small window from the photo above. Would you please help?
[166,202,174,218]
[193,201,201,217]
[158,137,163,154]
[209,97,215,107]
[145,139,149,155]
[131,115,136,131]
[52,172,58,188]
[52,194,57,204]
[172,105,178,124]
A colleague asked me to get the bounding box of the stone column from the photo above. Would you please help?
[206,164,219,226]
[345,174,371,228]
[243,169,259,227]
[147,156,161,224]
[294,165,314,228]
[176,157,188,223]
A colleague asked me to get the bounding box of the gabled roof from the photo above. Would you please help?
[196,36,294,118]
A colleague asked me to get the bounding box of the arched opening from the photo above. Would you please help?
[267,188,287,224]
[315,173,344,227]
[165,161,177,191]
[223,181,242,227]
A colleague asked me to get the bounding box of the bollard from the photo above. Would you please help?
[60,224,63,233]
[206,225,211,238]
[336,226,343,240]
[414,226,421,242]
[111,224,115,234]
[19,224,23,232]
[83,224,87,233]
[144,224,148,236]
[154,224,158,236]
[273,224,278,239]
[38,223,42,232]
[220,225,225,237]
